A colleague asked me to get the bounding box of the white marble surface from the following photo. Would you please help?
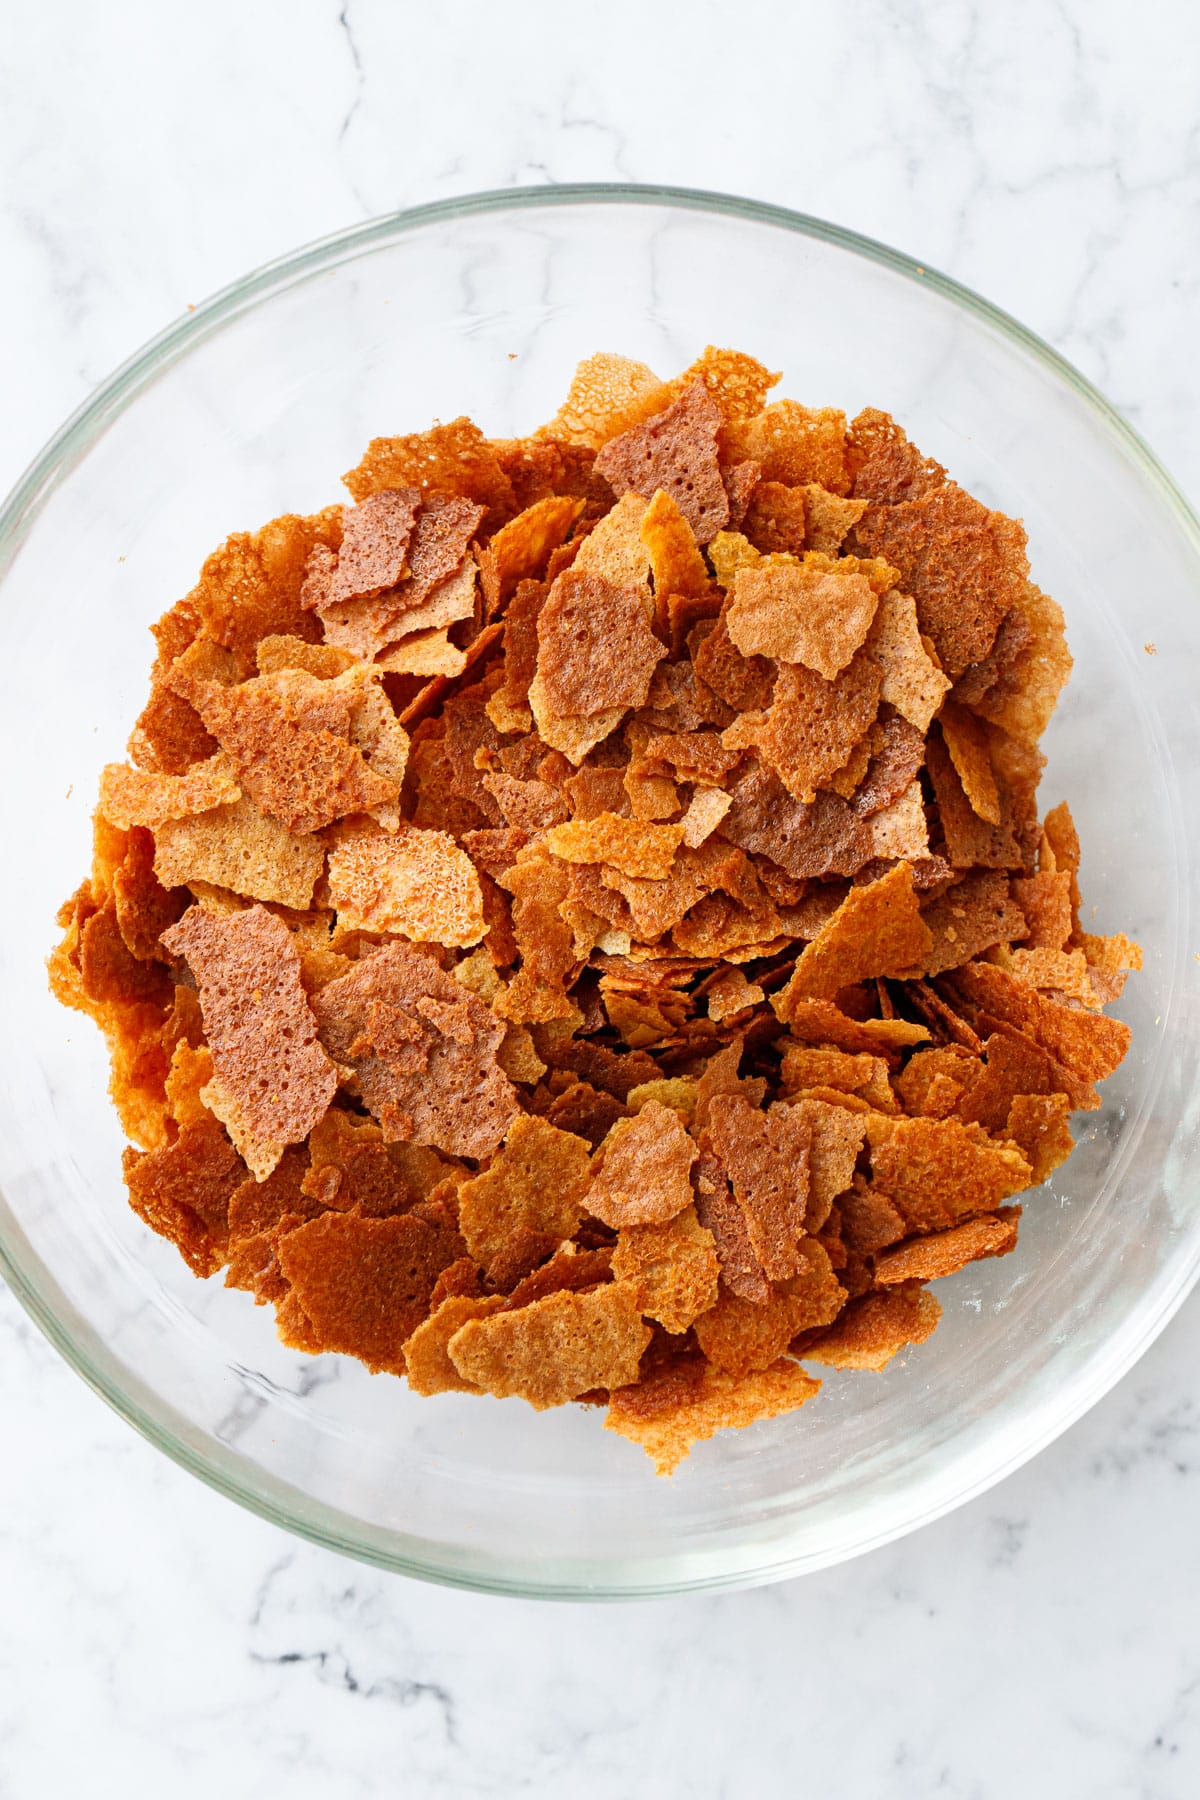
[2,2,1200,1794]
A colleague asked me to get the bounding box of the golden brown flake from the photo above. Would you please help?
[544,814,684,881]
[54,346,1137,1469]
[595,382,729,544]
[727,560,880,679]
[778,863,932,1003]
[152,794,326,910]
[722,401,850,493]
[310,943,519,1158]
[327,821,486,947]
[611,1204,720,1334]
[456,1114,592,1265]
[801,1283,941,1371]
[275,1207,465,1374]
[873,1209,1020,1285]
[865,1113,1032,1232]
[161,905,338,1180]
[586,1101,698,1228]
[605,1355,820,1474]
[724,650,882,804]
[447,1282,652,1408]
[535,568,666,720]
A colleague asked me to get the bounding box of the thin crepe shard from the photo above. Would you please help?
[160,905,338,1180]
[53,346,1135,1478]
[310,943,519,1158]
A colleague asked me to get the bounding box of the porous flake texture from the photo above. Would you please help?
[53,345,1135,1477]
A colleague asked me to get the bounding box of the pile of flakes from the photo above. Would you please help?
[50,347,1140,1474]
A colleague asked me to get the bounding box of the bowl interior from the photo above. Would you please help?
[2,192,1198,1596]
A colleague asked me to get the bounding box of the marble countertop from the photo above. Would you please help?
[3,3,1200,1794]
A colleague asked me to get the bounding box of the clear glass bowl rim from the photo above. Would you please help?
[3,181,1199,1600]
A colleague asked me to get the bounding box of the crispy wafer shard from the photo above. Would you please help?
[779,1044,893,1106]
[723,649,882,805]
[778,1096,869,1231]
[694,1157,769,1302]
[316,502,483,660]
[693,1284,808,1379]
[640,486,712,609]
[534,567,665,719]
[701,1241,845,1371]
[800,1283,941,1371]
[726,560,880,679]
[447,1282,652,1409]
[866,781,931,861]
[255,634,358,679]
[301,1106,433,1216]
[224,1150,325,1301]
[275,1207,465,1374]
[719,763,869,881]
[846,407,947,504]
[184,508,342,666]
[192,677,398,833]
[873,1208,1020,1285]
[327,821,486,947]
[456,1113,592,1264]
[164,1039,214,1129]
[776,997,930,1054]
[538,352,672,449]
[1005,944,1103,1007]
[152,793,325,910]
[938,699,1001,824]
[849,711,926,817]
[1005,1091,1074,1183]
[679,787,732,848]
[722,401,850,493]
[605,1354,820,1475]
[865,588,951,731]
[595,382,729,544]
[801,485,869,554]
[494,846,578,1023]
[742,480,808,557]
[776,863,932,1004]
[1077,929,1142,1001]
[343,416,514,520]
[838,1182,907,1255]
[403,1294,509,1395]
[482,494,585,605]
[704,966,764,1022]
[543,813,685,883]
[972,585,1072,744]
[586,1101,698,1228]
[610,1204,720,1334]
[160,905,338,1181]
[527,678,627,765]
[920,870,1028,977]
[123,1117,246,1276]
[573,491,653,595]
[310,942,519,1158]
[864,1112,1032,1232]
[703,1094,813,1282]
[383,554,479,641]
[853,482,1029,676]
[325,488,421,602]
[98,756,242,831]
[672,346,781,423]
[948,958,1131,1086]
[503,1242,614,1310]
[375,630,466,678]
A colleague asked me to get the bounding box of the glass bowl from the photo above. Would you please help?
[2,185,1198,1600]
